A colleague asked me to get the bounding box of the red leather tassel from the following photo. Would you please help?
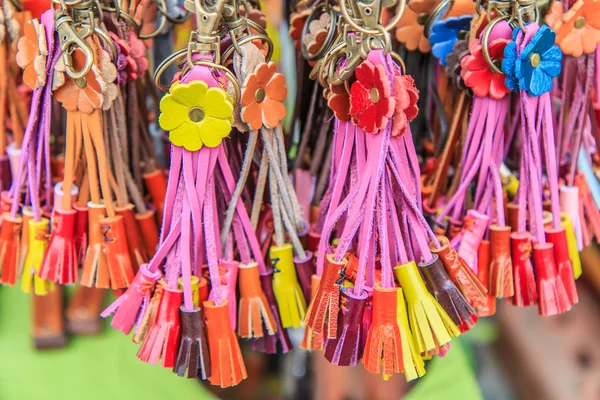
[533,243,572,316]
[133,282,164,344]
[301,274,323,351]
[307,230,321,253]
[204,299,248,388]
[238,262,276,339]
[476,240,496,316]
[143,170,167,223]
[507,203,520,232]
[102,264,162,334]
[363,286,403,375]
[252,271,292,354]
[488,225,514,298]
[73,203,88,266]
[137,283,183,368]
[174,306,211,380]
[295,252,315,304]
[0,155,11,193]
[99,215,135,289]
[420,255,477,333]
[510,233,537,307]
[136,210,159,258]
[39,209,77,284]
[304,254,343,339]
[116,204,148,274]
[324,287,367,366]
[0,213,22,285]
[448,218,463,240]
[545,228,578,306]
[432,236,487,312]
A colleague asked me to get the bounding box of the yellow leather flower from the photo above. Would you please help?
[159,81,234,151]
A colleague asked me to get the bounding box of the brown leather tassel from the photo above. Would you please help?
[0,213,22,285]
[32,286,67,349]
[174,306,211,380]
[205,299,248,388]
[488,225,514,298]
[136,210,159,258]
[116,204,148,274]
[66,285,106,335]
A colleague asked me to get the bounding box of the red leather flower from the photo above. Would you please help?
[461,38,511,100]
[391,75,419,137]
[349,60,395,134]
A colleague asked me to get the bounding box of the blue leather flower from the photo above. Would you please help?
[429,15,473,66]
[501,25,562,96]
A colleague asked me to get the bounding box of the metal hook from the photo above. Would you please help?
[55,7,95,80]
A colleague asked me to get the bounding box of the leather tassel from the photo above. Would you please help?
[21,218,54,295]
[476,240,495,316]
[133,282,164,344]
[560,185,583,251]
[510,233,537,307]
[39,208,78,284]
[431,236,487,312]
[457,210,489,273]
[252,271,292,354]
[396,288,425,382]
[0,213,22,285]
[32,287,67,349]
[102,264,162,334]
[210,260,238,330]
[116,204,148,274]
[324,287,367,366]
[307,230,321,253]
[143,170,167,223]
[137,283,183,368]
[99,215,135,289]
[363,286,403,376]
[238,261,276,339]
[301,274,323,351]
[304,253,344,337]
[136,210,159,258]
[204,299,248,388]
[560,213,582,279]
[73,203,88,266]
[81,202,110,288]
[271,243,307,329]
[394,261,459,354]
[545,228,578,306]
[19,208,33,278]
[0,155,11,193]
[533,244,572,316]
[66,286,106,335]
[420,255,477,333]
[294,251,315,304]
[174,306,211,380]
[488,225,514,298]
[507,203,520,232]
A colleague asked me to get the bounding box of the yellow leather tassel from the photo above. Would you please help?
[394,261,459,354]
[21,218,54,295]
[270,243,306,328]
[396,288,425,381]
[560,213,582,279]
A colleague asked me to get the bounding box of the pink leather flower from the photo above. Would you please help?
[391,75,419,137]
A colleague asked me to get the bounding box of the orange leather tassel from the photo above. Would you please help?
[116,204,148,274]
[304,254,343,339]
[136,210,159,258]
[301,274,323,351]
[99,215,135,289]
[81,202,110,288]
[431,236,487,312]
[488,225,514,298]
[0,213,22,285]
[237,261,276,339]
[205,299,248,388]
[143,170,167,223]
[363,286,403,375]
[476,240,496,316]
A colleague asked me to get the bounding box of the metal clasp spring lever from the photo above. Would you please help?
[55,6,95,80]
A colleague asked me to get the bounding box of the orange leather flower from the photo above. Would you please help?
[395,0,439,53]
[289,10,311,50]
[53,49,103,115]
[16,19,48,90]
[325,84,350,121]
[391,75,419,137]
[241,62,287,130]
[554,0,600,57]
[544,1,564,28]
[302,13,331,66]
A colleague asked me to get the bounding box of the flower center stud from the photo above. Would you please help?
[529,53,541,68]
[75,78,87,89]
[188,107,205,122]
[574,16,586,29]
[255,87,266,103]
[417,13,429,25]
[370,87,380,104]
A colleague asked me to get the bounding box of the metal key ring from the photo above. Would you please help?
[300,5,339,62]
[481,14,512,74]
[153,48,187,91]
[221,33,273,64]
[338,0,405,35]
[180,60,241,103]
[423,0,452,38]
[139,0,168,39]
